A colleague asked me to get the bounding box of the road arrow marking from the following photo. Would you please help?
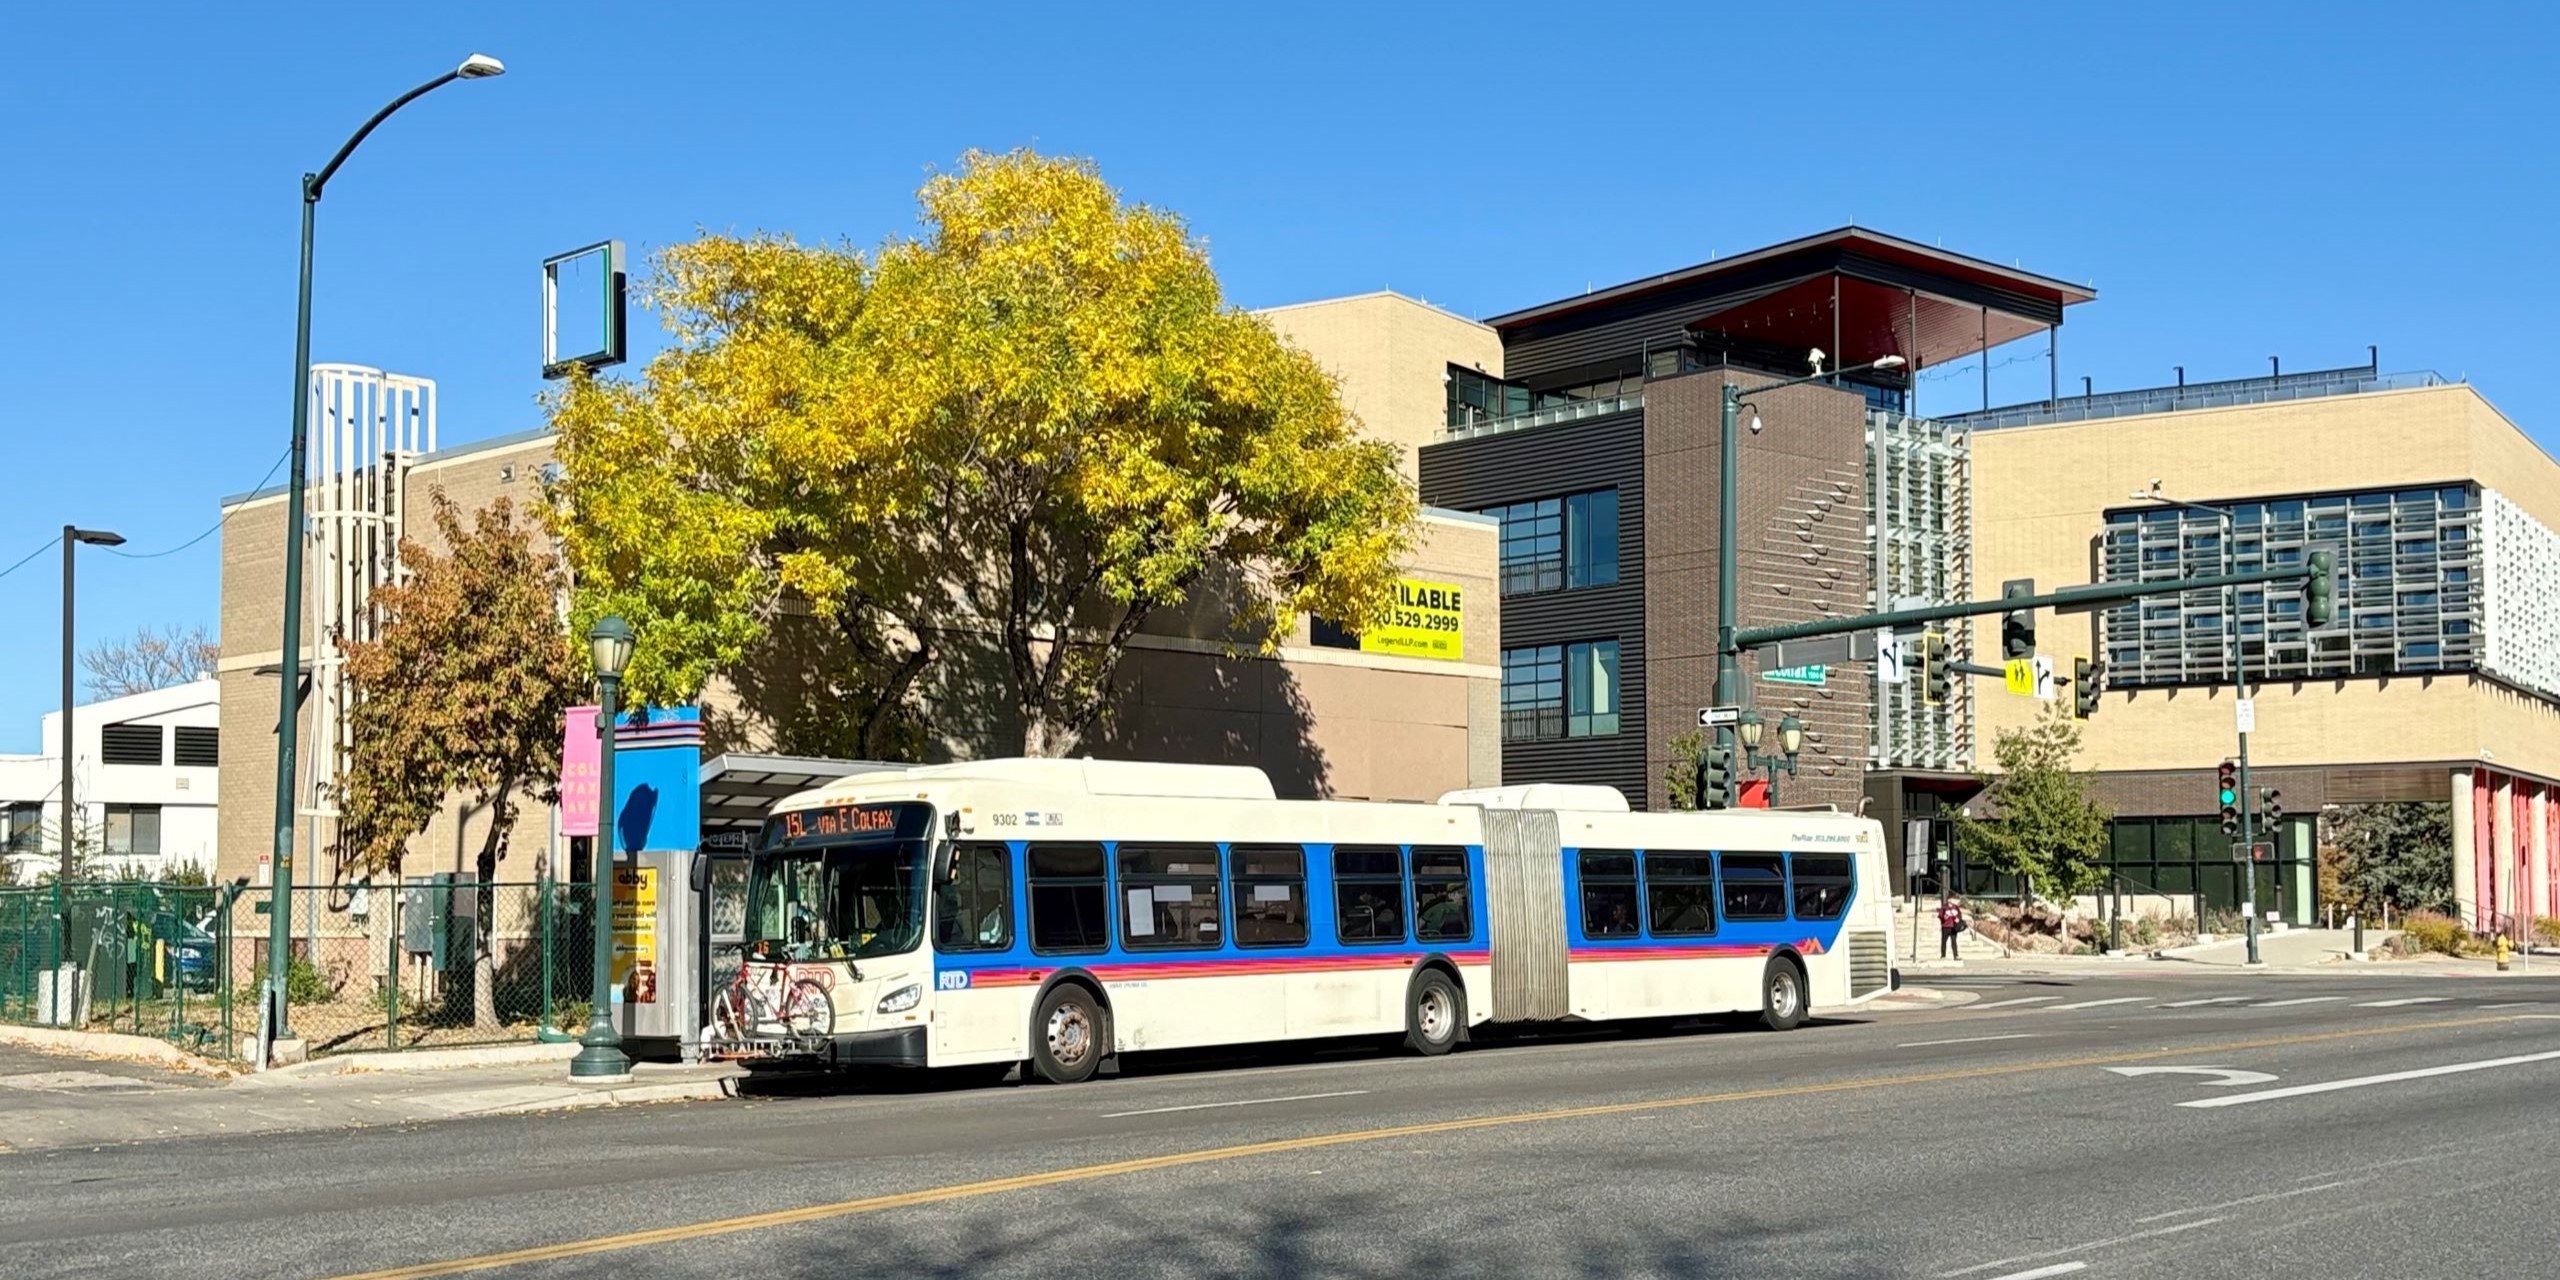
[2180,1048,2560,1108]
[2105,1066,2279,1087]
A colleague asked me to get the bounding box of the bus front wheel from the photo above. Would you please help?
[1404,970,1464,1056]
[1759,956,1807,1032]
[1031,985,1107,1084]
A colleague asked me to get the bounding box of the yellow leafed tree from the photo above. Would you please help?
[547,149,1416,757]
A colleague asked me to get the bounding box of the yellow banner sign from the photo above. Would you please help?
[1363,579,1465,660]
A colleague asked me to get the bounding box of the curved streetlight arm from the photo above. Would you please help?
[307,69,462,200]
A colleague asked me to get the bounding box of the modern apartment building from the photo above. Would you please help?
[1967,363,2560,929]
[0,678,221,882]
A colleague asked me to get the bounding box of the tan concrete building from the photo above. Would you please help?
[1967,370,2560,928]
[215,303,1504,887]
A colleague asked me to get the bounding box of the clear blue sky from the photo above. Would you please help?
[3,1,2553,751]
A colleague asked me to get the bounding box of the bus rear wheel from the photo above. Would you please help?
[1759,956,1807,1031]
[1405,970,1463,1056]
[1031,985,1106,1084]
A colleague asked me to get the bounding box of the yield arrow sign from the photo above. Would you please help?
[2106,1066,2278,1087]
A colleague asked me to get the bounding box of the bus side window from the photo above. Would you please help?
[1409,846,1473,943]
[1579,850,1639,938]
[1719,852,1787,921]
[1791,853,1852,921]
[1643,851,1716,936]
[1230,844,1308,947]
[1026,843,1109,955]
[1333,845,1406,945]
[1118,843,1223,950]
[934,843,1013,953]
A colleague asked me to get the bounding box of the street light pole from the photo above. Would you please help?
[571,616,636,1081]
[60,527,126,880]
[265,53,504,1050]
[1712,353,1905,805]
[2137,484,2261,966]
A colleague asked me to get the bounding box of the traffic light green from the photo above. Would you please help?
[2073,656,2103,719]
[2217,760,2240,835]
[2305,550,2335,627]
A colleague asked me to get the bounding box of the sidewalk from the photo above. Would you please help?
[0,1028,742,1154]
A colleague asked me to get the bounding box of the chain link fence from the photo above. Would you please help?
[4,880,595,1061]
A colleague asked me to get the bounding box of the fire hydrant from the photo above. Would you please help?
[2496,933,2513,971]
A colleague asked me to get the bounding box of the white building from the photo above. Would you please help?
[0,678,220,882]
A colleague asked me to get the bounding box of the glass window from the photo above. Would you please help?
[1566,641,1621,738]
[1027,842,1109,955]
[103,804,162,858]
[1644,851,1717,937]
[1117,843,1224,951]
[1580,849,1640,938]
[1567,489,1621,588]
[1719,852,1786,921]
[1409,846,1474,943]
[934,843,1013,953]
[1502,645,1564,742]
[1333,845,1406,945]
[1230,844,1309,948]
[4,801,42,854]
[1491,498,1565,595]
[1791,853,1852,921]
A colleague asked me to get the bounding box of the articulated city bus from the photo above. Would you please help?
[706,758,1895,1083]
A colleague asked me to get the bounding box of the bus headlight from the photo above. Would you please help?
[876,984,922,1015]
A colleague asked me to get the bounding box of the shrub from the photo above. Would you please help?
[286,955,335,1004]
[548,997,593,1033]
[2396,911,2472,957]
[2132,916,2162,948]
[2535,916,2560,948]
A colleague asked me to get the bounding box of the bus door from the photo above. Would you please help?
[692,831,753,1053]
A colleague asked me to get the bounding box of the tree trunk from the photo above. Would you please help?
[1020,715,1079,759]
[470,779,518,1034]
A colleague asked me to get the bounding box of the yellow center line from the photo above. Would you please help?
[333,1013,2533,1280]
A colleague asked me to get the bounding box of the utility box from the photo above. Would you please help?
[611,848,702,1059]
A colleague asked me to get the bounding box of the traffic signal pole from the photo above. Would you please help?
[1733,558,2329,653]
[2237,645,2261,966]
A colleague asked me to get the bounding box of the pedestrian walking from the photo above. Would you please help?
[1937,896,1966,959]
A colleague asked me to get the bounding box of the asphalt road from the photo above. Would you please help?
[4,968,2557,1279]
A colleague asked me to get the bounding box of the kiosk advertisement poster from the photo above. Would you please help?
[612,866,659,1004]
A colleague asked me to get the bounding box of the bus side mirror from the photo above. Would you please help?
[932,843,956,885]
[689,854,712,894]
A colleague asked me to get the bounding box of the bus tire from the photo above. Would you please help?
[1404,969,1464,1056]
[1031,984,1106,1084]
[1759,955,1808,1031]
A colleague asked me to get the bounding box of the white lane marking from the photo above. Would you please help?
[1970,996,2062,1009]
[1900,1033,2042,1048]
[2106,1066,2277,1087]
[2180,1049,2560,1109]
[2353,996,2449,1007]
[2134,1178,2362,1222]
[2478,1002,2542,1010]
[2047,997,2148,1011]
[1940,1218,2223,1277]
[2295,1151,2462,1182]
[2157,996,2250,1008]
[1102,1089,1370,1118]
[2254,997,2347,1007]
[1985,1264,2086,1280]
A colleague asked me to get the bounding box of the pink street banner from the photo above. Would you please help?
[560,705,601,837]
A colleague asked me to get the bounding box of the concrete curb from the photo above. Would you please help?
[1863,987,1980,1013]
[265,1041,582,1078]
[0,1024,236,1078]
[478,1076,742,1116]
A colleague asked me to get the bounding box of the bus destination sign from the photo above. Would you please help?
[766,801,930,847]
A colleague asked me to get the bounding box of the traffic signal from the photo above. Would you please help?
[2073,656,2105,719]
[2305,550,2335,628]
[1922,632,1951,706]
[2001,579,2037,662]
[2217,760,2241,836]
[2260,787,2283,826]
[1696,741,1737,810]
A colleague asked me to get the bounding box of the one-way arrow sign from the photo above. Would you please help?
[2104,1066,2278,1087]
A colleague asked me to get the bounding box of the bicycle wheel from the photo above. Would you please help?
[783,979,836,1040]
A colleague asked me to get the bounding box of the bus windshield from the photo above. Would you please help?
[746,840,929,962]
